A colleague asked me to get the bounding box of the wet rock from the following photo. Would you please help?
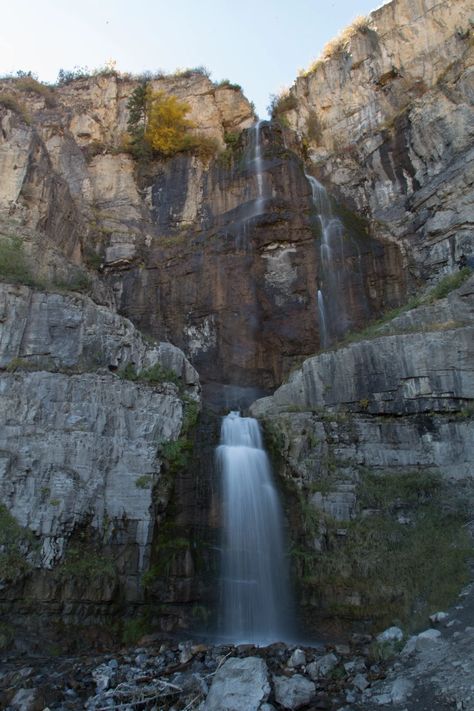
[9,688,42,711]
[415,628,442,651]
[390,676,414,703]
[344,657,367,674]
[353,672,369,691]
[371,692,393,705]
[376,627,404,643]
[204,656,270,711]
[287,648,306,668]
[307,653,338,680]
[400,636,418,657]
[273,673,316,710]
[430,611,449,624]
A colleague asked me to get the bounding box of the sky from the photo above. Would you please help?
[1,0,388,117]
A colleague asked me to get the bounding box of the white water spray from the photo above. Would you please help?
[217,411,292,644]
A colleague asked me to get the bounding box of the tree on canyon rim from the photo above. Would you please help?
[127,82,193,157]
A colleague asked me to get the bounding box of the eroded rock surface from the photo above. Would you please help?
[0,283,199,628]
[279,0,474,280]
[250,277,474,628]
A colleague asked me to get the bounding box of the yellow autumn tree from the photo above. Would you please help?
[144,89,194,156]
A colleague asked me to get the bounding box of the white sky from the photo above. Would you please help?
[1,0,388,117]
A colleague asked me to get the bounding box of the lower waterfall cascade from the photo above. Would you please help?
[216,411,294,644]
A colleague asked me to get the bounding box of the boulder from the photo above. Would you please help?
[204,657,270,711]
[273,674,316,710]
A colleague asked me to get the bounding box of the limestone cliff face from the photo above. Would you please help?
[279,0,474,281]
[0,73,405,397]
[0,283,199,626]
[250,275,474,628]
[0,0,472,640]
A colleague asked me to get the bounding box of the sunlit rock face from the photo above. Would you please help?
[280,0,474,281]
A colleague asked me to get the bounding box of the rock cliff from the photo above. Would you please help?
[251,274,474,629]
[0,71,405,397]
[0,282,200,633]
[277,0,473,282]
[0,0,472,646]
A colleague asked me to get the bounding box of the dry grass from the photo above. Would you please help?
[0,92,31,124]
[301,15,370,77]
[15,76,56,107]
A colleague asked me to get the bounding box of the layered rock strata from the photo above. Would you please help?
[0,282,199,625]
[0,73,405,396]
[251,275,474,627]
[279,0,474,281]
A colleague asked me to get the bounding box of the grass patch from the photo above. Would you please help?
[0,92,31,123]
[121,616,150,644]
[51,269,92,294]
[55,545,116,583]
[300,15,371,77]
[15,76,56,107]
[336,266,472,349]
[0,505,36,583]
[118,361,181,387]
[5,357,38,373]
[142,534,190,585]
[0,236,34,284]
[296,470,472,629]
[426,267,472,302]
[135,474,153,489]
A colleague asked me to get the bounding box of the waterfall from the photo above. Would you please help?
[317,289,328,349]
[216,411,292,644]
[306,174,349,345]
[244,120,267,222]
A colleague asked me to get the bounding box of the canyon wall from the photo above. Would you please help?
[278,0,473,282]
[0,0,472,642]
[0,71,405,399]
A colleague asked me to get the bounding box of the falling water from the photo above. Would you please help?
[217,411,292,644]
[244,120,267,222]
[317,289,328,350]
[306,174,350,345]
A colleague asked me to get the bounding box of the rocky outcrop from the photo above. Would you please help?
[0,283,200,628]
[0,73,406,397]
[278,0,474,281]
[250,275,474,628]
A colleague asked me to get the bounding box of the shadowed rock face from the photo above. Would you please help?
[106,123,405,397]
[0,82,405,402]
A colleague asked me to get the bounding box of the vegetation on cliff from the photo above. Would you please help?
[126,81,218,160]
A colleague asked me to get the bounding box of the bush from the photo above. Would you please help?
[55,545,116,582]
[174,66,211,79]
[0,505,35,583]
[268,90,297,119]
[0,237,34,284]
[184,133,220,159]
[296,470,472,629]
[15,76,56,107]
[217,79,242,91]
[0,93,31,123]
[127,83,195,158]
[56,66,92,85]
[426,267,472,302]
